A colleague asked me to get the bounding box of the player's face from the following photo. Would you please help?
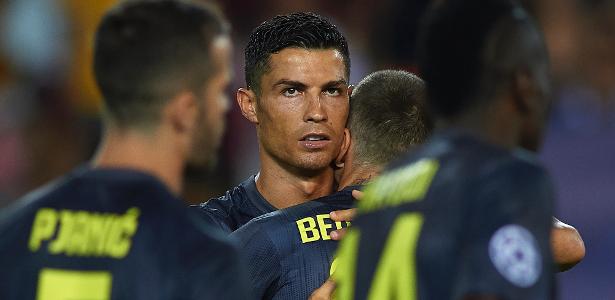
[255,48,350,173]
[189,36,232,168]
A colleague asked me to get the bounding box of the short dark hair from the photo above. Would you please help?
[417,0,542,119]
[244,12,350,93]
[94,0,228,128]
[349,70,431,166]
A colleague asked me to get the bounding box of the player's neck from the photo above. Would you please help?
[256,154,335,209]
[92,126,184,196]
[337,163,380,190]
[440,99,520,149]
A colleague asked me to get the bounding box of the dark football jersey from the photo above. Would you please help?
[0,168,251,300]
[230,188,356,300]
[195,175,276,233]
[334,131,555,300]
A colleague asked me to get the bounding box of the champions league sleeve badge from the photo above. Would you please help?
[488,224,542,288]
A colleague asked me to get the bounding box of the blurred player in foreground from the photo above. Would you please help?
[231,70,430,300]
[197,12,352,233]
[0,1,250,299]
[335,0,558,299]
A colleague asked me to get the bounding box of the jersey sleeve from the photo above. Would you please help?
[453,161,554,299]
[230,219,282,299]
[191,197,235,233]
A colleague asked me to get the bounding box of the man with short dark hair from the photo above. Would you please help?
[334,1,557,299]
[231,70,430,300]
[335,70,431,189]
[0,1,249,299]
[197,12,352,233]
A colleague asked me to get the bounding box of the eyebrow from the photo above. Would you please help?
[273,80,307,89]
[322,79,348,88]
[272,79,348,89]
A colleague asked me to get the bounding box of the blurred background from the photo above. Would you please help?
[0,0,612,298]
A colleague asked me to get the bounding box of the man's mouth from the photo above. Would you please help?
[301,134,329,141]
[299,133,331,150]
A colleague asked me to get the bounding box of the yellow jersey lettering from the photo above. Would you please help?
[335,221,344,230]
[361,159,439,212]
[86,213,113,257]
[296,217,320,243]
[28,207,140,259]
[28,209,58,252]
[316,214,334,241]
[332,229,360,300]
[297,214,351,243]
[367,213,423,300]
[329,257,339,276]
[70,211,90,256]
[48,210,75,255]
[106,208,139,258]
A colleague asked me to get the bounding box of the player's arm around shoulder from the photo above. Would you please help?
[511,152,585,271]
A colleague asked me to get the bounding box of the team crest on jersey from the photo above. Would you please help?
[488,224,542,288]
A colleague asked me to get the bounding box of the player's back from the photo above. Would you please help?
[231,189,355,300]
[0,167,250,300]
[335,131,555,300]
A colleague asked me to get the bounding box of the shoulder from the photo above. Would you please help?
[231,211,281,243]
[201,185,247,209]
[464,149,554,224]
[230,209,297,262]
[194,175,279,232]
[477,149,552,196]
[191,180,253,232]
[195,176,257,216]
[0,172,76,230]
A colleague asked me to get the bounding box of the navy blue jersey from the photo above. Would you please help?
[334,131,555,300]
[0,168,251,300]
[230,188,355,300]
[195,175,276,233]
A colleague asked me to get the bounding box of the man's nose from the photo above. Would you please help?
[304,93,327,123]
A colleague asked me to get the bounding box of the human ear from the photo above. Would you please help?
[335,128,351,168]
[237,88,259,124]
[167,91,198,133]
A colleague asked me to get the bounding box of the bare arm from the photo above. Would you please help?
[551,217,585,272]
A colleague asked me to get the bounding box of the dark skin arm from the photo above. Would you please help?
[552,217,585,272]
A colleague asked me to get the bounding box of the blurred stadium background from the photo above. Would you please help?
[0,0,613,298]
